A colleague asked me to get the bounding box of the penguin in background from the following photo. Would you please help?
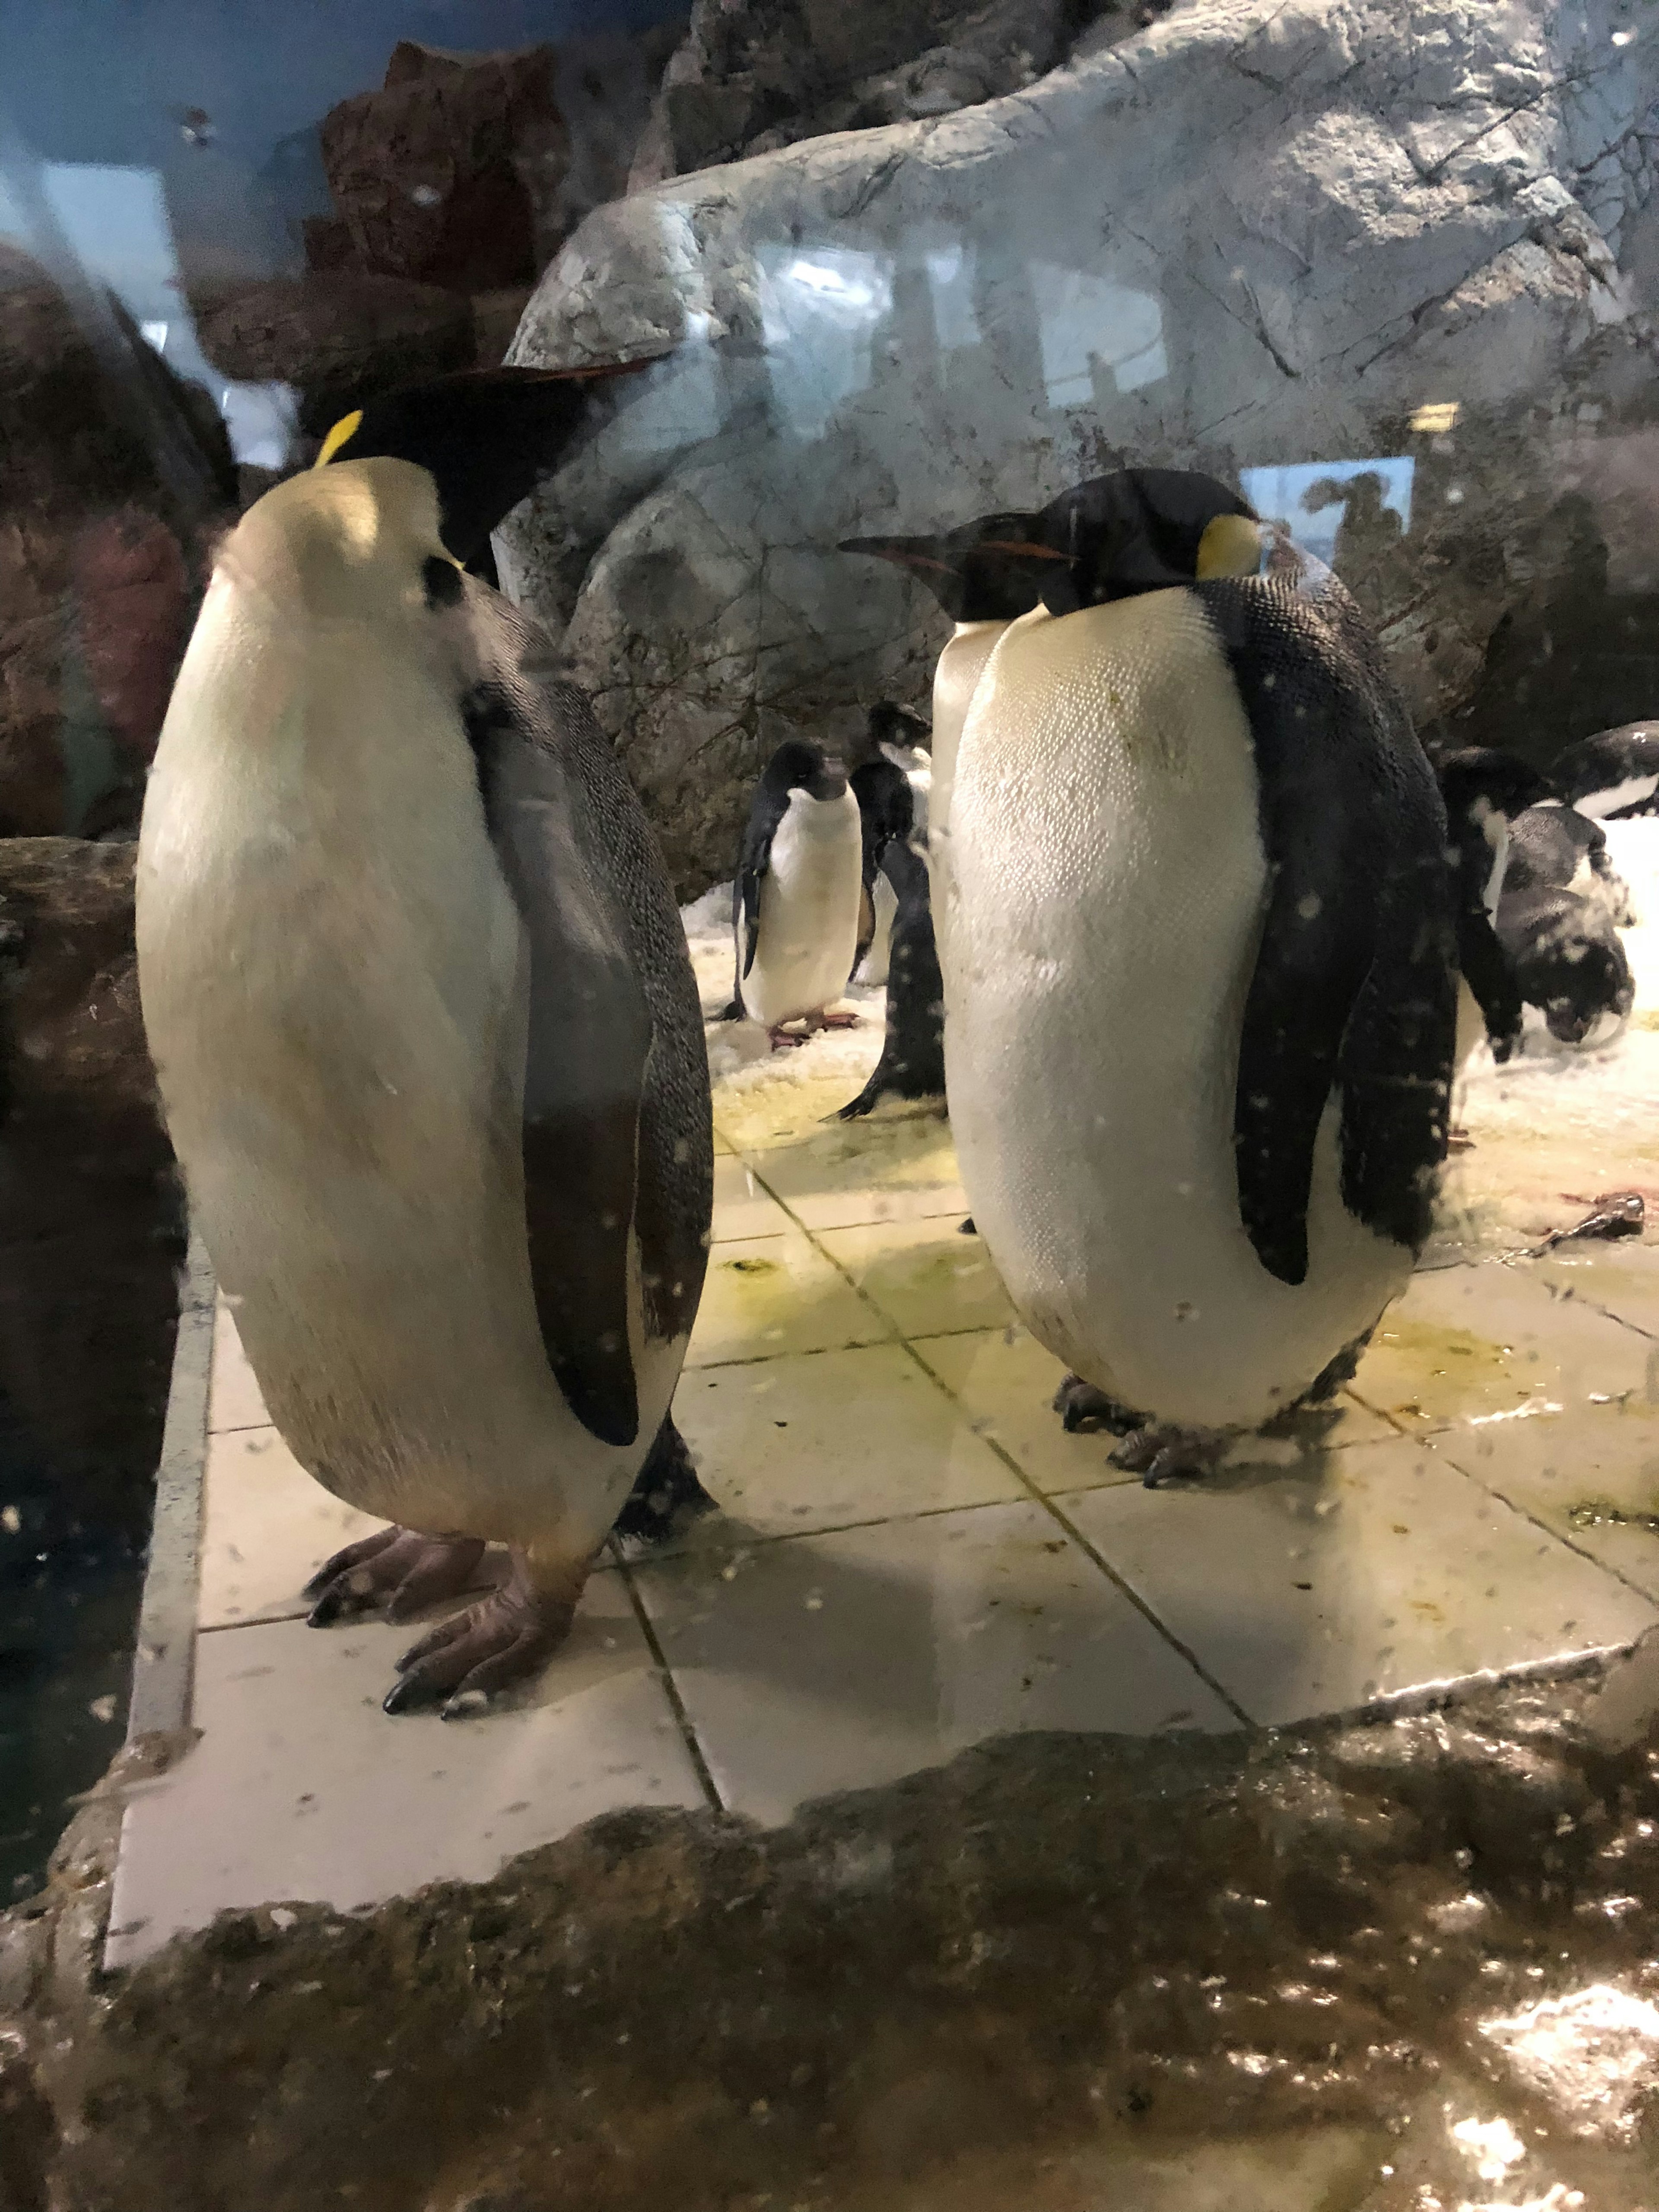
[937,470,1459,1485]
[1550,723,1659,819]
[1504,800,1635,926]
[731,738,863,1048]
[839,740,945,1119]
[1431,747,1551,1138]
[137,361,717,1715]
[1497,886,1634,1046]
[851,702,931,986]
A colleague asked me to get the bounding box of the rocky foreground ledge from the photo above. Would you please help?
[3,1647,1657,2212]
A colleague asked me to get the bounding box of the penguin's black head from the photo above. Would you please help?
[312,358,667,570]
[865,700,931,756]
[763,738,847,804]
[838,515,1062,622]
[851,754,915,847]
[1434,747,1554,827]
[1031,470,1261,615]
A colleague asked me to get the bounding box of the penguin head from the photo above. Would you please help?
[838,515,1062,622]
[764,738,848,804]
[1031,469,1262,614]
[306,358,666,570]
[1434,746,1554,829]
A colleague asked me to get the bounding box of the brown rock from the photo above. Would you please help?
[319,41,567,293]
[189,271,475,435]
[69,510,192,768]
[0,840,184,1549]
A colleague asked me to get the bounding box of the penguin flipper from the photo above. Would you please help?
[1202,578,1453,1284]
[477,706,653,1451]
[736,782,791,979]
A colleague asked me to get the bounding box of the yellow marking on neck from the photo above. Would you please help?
[314,409,363,468]
[1195,513,1265,579]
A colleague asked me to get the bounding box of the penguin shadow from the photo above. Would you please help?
[632,1507,1190,1744]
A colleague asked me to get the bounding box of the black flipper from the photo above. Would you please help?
[836,840,944,1119]
[1198,574,1456,1286]
[736,789,788,983]
[469,687,653,1450]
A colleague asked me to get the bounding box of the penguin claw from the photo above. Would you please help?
[383,1551,578,1715]
[304,1528,487,1627]
[1051,1375,1145,1437]
[1108,1424,1224,1487]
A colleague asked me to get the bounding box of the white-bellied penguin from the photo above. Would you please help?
[938,470,1459,1484]
[851,701,931,985]
[730,737,862,1048]
[1549,722,1659,818]
[136,362,716,1713]
[840,732,944,1119]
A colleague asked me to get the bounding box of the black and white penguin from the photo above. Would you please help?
[1504,801,1635,926]
[137,363,716,1714]
[1431,749,1551,1131]
[939,472,1458,1484]
[838,745,944,1119]
[731,738,863,1049]
[1550,723,1659,818]
[1496,885,1634,1045]
[851,702,930,985]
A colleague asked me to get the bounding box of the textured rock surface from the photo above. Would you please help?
[4,1665,1659,2209]
[0,249,232,837]
[503,0,1659,896]
[630,0,1168,183]
[0,841,183,1550]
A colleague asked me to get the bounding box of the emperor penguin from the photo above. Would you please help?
[731,738,863,1048]
[1549,723,1659,819]
[136,362,716,1714]
[940,472,1460,1485]
[1432,747,1550,1138]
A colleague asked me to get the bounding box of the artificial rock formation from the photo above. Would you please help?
[0,841,184,1551]
[502,0,1659,895]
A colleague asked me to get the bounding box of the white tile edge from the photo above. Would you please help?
[124,1223,214,1744]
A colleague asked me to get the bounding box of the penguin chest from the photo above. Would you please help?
[742,790,861,1025]
[856,869,899,987]
[945,591,1408,1431]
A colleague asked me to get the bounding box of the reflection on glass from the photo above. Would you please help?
[1030,261,1167,407]
[757,241,893,437]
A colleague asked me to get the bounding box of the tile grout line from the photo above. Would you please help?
[612,1543,725,1814]
[1428,1434,1659,1615]
[739,1150,1258,1729]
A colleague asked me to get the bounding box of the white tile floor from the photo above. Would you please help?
[108,1039,1659,1965]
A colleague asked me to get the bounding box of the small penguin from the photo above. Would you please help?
[838,747,944,1119]
[1497,885,1634,1045]
[1549,723,1659,819]
[851,703,929,985]
[732,738,863,1048]
[1504,801,1635,926]
[939,471,1458,1484]
[137,362,716,1714]
[1432,747,1551,1147]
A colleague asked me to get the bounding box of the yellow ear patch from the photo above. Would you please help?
[1195,513,1265,580]
[314,409,363,468]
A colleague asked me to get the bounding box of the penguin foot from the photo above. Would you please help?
[1052,1374,1145,1437]
[768,1025,811,1051]
[304,1527,488,1627]
[811,1008,861,1030]
[383,1551,579,1716]
[610,1415,716,1546]
[1109,1424,1224,1488]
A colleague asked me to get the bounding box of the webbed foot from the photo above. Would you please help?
[304,1526,487,1627]
[1109,1424,1226,1488]
[1052,1373,1145,1437]
[812,1008,860,1030]
[611,1416,715,1545]
[383,1549,580,1716]
[768,1024,810,1050]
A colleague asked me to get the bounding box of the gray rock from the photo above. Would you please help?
[503,0,1659,896]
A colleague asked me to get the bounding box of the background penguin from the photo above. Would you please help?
[137,362,716,1715]
[839,745,944,1119]
[1550,723,1659,818]
[1496,885,1634,1045]
[1431,747,1551,1137]
[1505,801,1635,926]
[940,470,1458,1485]
[851,702,930,985]
[731,738,863,1048]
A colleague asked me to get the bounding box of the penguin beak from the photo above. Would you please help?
[314,356,671,569]
[837,535,961,581]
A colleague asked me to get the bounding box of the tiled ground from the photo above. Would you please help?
[108,1047,1659,1966]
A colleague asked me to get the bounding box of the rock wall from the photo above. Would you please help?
[0,841,184,1553]
[502,0,1659,896]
